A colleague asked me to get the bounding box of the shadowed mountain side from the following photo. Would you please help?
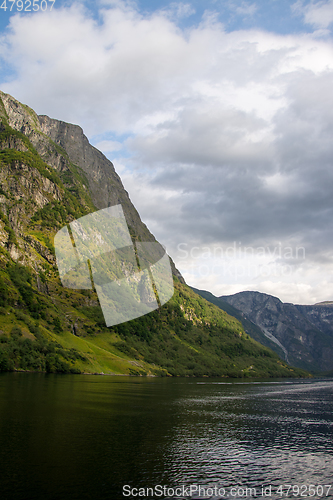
[220,291,333,373]
[296,303,333,339]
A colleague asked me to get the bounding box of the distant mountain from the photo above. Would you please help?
[194,289,333,373]
[191,288,287,360]
[296,302,333,338]
[0,91,308,378]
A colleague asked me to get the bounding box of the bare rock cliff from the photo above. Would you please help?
[222,291,333,372]
[0,90,184,282]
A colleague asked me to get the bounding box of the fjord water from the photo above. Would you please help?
[0,375,332,500]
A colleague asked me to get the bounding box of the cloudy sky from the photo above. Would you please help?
[1,0,333,304]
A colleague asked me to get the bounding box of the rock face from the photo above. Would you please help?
[221,291,333,372]
[0,90,184,282]
[296,303,333,338]
[37,115,148,237]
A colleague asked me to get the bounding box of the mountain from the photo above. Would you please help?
[191,288,287,360]
[296,302,333,339]
[0,91,308,378]
[194,288,333,373]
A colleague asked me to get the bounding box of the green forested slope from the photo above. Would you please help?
[191,287,287,359]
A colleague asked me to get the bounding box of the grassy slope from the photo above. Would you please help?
[0,264,309,378]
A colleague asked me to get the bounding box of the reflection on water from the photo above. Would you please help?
[0,374,332,500]
[166,380,333,499]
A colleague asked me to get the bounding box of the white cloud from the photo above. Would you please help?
[293,0,333,29]
[163,2,196,19]
[235,2,257,17]
[1,1,333,303]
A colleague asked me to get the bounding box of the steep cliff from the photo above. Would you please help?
[0,91,308,378]
[296,302,333,338]
[0,91,184,281]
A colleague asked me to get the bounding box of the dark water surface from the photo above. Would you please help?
[0,374,332,500]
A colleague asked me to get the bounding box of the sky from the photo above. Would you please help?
[1,0,333,304]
